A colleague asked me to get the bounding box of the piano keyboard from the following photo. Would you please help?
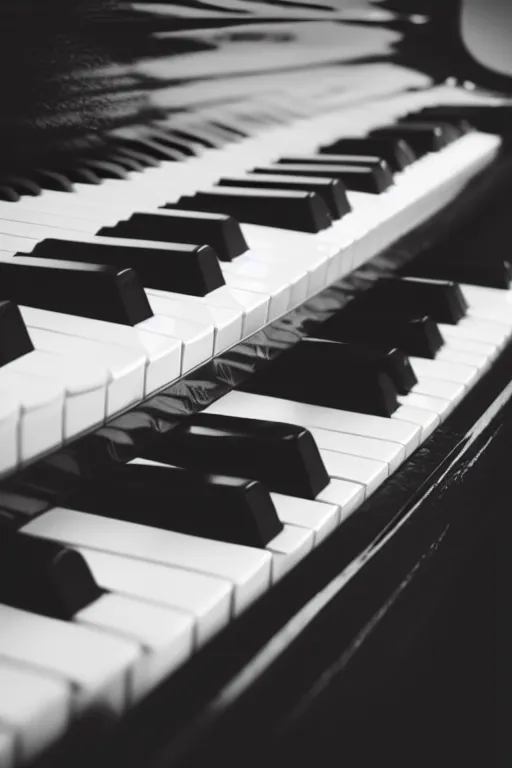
[0,70,509,766]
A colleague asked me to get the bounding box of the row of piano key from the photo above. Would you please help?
[0,82,504,475]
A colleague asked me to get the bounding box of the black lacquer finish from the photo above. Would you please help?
[0,300,34,366]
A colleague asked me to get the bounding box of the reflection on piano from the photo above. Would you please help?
[0,2,507,766]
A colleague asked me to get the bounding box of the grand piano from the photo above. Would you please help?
[0,2,508,766]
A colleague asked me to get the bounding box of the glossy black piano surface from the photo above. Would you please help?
[0,2,505,767]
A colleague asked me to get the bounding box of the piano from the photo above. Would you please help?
[0,1,508,766]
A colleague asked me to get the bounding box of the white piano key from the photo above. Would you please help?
[75,593,193,701]
[6,349,107,436]
[0,604,140,716]
[137,313,214,373]
[409,357,479,386]
[0,728,14,768]
[398,392,453,420]
[22,508,273,616]
[266,524,314,581]
[146,290,242,353]
[0,662,70,764]
[460,282,512,310]
[435,347,489,369]
[204,391,422,457]
[19,306,182,395]
[222,269,291,319]
[411,377,466,403]
[316,478,365,521]
[439,318,510,347]
[438,335,497,359]
[225,256,309,305]
[320,449,388,496]
[0,395,20,476]
[28,327,145,416]
[0,371,64,462]
[308,426,405,473]
[72,547,232,647]
[270,493,340,545]
[391,405,439,440]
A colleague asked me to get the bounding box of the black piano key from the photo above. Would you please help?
[0,175,42,196]
[65,166,103,185]
[114,136,187,162]
[148,128,198,156]
[0,526,103,621]
[312,308,444,359]
[359,277,468,325]
[369,123,452,156]
[113,145,161,168]
[319,137,416,171]
[0,300,34,365]
[0,187,20,202]
[141,414,330,500]
[410,104,512,134]
[76,159,128,180]
[252,163,392,194]
[398,114,470,139]
[0,256,153,325]
[71,463,283,548]
[176,188,332,233]
[172,127,224,149]
[403,253,512,291]
[29,170,73,192]
[240,338,405,417]
[218,173,350,219]
[104,209,248,261]
[277,153,391,173]
[27,237,225,296]
[103,152,147,173]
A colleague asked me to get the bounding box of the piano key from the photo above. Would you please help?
[0,728,13,768]
[26,236,225,297]
[222,271,291,320]
[410,377,466,405]
[108,209,249,261]
[177,188,332,233]
[28,326,145,416]
[146,290,240,355]
[266,524,314,581]
[436,347,490,369]
[397,392,453,420]
[0,370,64,462]
[233,245,329,299]
[308,426,405,473]
[438,318,510,348]
[316,478,365,521]
[240,338,408,417]
[436,334,497,361]
[0,603,140,715]
[218,174,349,219]
[319,450,388,496]
[141,414,330,500]
[0,662,70,764]
[22,508,273,615]
[0,394,19,475]
[221,257,308,308]
[205,391,422,457]
[71,548,231,647]
[5,349,108,435]
[319,137,416,171]
[408,357,479,386]
[19,305,181,395]
[277,154,389,172]
[252,163,393,195]
[270,493,340,545]
[369,123,452,156]
[74,460,283,548]
[75,593,194,701]
[0,301,34,366]
[391,404,439,439]
[312,308,444,359]
[0,256,153,326]
[0,533,102,620]
[360,277,468,325]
